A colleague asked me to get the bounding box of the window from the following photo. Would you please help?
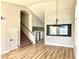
[47,24,71,36]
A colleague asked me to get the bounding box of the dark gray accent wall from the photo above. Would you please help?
[32,26,44,32]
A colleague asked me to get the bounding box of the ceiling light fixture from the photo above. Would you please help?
[56,0,58,24]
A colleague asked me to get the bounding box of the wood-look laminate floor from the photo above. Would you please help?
[2,42,75,59]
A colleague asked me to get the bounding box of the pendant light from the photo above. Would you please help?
[56,0,58,24]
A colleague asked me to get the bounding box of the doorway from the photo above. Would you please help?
[20,11,29,31]
[35,31,44,43]
[20,10,30,47]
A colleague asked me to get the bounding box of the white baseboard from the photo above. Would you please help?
[74,44,76,59]
[74,49,76,59]
[10,47,18,51]
[45,43,74,48]
[1,47,18,55]
[1,50,9,55]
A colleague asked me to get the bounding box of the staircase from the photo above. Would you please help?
[20,31,33,47]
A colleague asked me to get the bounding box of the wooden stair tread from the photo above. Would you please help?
[20,31,33,47]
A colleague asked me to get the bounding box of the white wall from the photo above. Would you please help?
[21,11,29,27]
[1,2,36,54]
[21,11,29,36]
[32,15,44,27]
[2,0,76,24]
[27,0,75,22]
[45,8,75,47]
[75,0,79,58]
[75,19,79,59]
[1,2,21,54]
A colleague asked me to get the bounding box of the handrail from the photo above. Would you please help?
[21,22,34,36]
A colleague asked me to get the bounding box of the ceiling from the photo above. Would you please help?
[2,0,76,23]
[2,0,53,6]
[2,0,76,6]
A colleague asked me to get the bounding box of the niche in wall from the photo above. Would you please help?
[47,24,71,37]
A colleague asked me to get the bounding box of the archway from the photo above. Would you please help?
[20,10,32,47]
